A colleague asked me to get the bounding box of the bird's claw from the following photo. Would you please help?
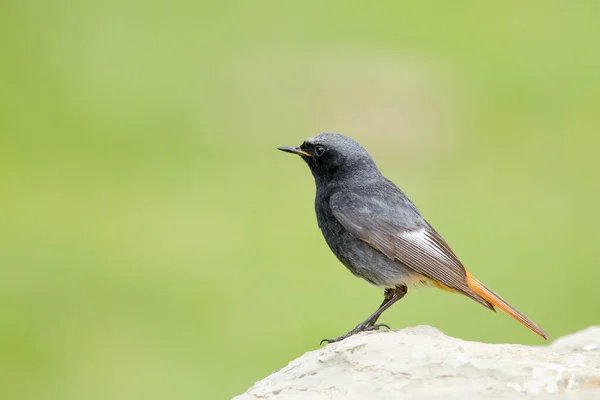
[368,323,390,331]
[320,323,391,345]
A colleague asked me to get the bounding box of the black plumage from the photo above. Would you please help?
[278,133,548,343]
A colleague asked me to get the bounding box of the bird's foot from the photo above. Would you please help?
[320,323,390,345]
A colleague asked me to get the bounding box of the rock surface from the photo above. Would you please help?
[234,326,600,400]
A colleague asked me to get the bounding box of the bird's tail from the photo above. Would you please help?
[465,272,549,340]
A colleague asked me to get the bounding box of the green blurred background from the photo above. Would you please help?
[1,1,599,399]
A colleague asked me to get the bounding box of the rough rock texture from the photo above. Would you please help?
[235,326,600,400]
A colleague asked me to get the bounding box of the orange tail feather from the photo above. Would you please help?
[465,272,549,340]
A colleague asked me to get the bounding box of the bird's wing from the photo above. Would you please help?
[330,191,484,301]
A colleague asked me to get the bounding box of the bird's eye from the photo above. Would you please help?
[314,145,326,156]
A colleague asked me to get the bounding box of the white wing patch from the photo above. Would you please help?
[400,228,454,264]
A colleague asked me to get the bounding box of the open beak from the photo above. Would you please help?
[277,146,312,157]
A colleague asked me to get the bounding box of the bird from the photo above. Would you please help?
[278,133,548,344]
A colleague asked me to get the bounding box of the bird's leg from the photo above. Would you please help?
[320,285,408,345]
[365,288,396,328]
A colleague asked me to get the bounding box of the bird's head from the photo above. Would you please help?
[278,133,379,185]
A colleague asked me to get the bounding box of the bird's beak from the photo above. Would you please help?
[277,146,312,157]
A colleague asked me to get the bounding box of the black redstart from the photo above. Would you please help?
[278,133,548,344]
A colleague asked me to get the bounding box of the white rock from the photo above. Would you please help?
[234,326,600,400]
